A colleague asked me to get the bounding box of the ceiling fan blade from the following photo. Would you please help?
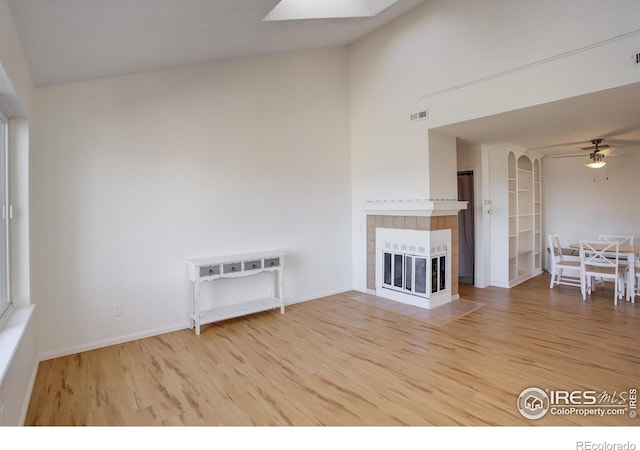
[550,153,588,159]
[530,140,592,151]
[607,142,640,150]
[580,143,611,151]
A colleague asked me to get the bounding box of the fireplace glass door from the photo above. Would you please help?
[382,250,446,298]
[382,251,428,298]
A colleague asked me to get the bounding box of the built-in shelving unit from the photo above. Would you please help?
[507,152,542,286]
[534,159,542,270]
[508,152,518,282]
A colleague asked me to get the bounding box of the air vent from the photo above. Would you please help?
[410,109,428,122]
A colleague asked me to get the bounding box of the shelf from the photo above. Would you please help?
[196,297,282,324]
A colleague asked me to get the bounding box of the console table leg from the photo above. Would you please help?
[194,279,201,335]
[188,281,194,329]
[279,265,285,314]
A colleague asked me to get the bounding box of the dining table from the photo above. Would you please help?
[569,242,640,303]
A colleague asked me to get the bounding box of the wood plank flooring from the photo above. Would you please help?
[25,273,640,426]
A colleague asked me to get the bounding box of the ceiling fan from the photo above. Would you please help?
[551,138,614,168]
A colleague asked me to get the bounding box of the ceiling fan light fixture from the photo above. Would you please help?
[585,160,606,169]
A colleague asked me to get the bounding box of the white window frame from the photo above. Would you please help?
[0,110,11,322]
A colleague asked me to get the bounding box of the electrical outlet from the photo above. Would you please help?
[113,304,122,317]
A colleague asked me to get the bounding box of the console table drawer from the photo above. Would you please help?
[199,265,220,277]
[223,262,242,274]
[243,260,262,271]
[264,257,280,268]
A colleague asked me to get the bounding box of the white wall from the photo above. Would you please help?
[32,48,353,359]
[542,147,640,267]
[428,130,457,200]
[457,144,488,287]
[349,0,640,292]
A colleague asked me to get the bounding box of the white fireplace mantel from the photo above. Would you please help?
[363,199,468,216]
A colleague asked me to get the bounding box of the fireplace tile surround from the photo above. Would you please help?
[366,214,459,296]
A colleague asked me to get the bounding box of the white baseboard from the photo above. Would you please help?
[38,322,189,361]
[286,287,353,306]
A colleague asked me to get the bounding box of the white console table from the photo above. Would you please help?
[187,251,285,335]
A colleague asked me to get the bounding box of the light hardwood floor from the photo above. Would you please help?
[25,273,640,426]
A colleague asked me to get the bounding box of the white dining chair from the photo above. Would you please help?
[548,234,581,289]
[598,234,634,292]
[579,240,627,305]
[631,257,640,304]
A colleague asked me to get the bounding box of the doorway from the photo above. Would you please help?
[457,171,475,285]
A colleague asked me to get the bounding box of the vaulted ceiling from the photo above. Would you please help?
[7,0,425,87]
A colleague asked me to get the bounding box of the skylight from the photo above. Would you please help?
[263,0,400,21]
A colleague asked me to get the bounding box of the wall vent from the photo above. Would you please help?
[410,109,428,122]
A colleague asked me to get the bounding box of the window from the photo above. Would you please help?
[0,112,10,320]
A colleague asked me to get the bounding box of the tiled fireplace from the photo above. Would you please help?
[364,200,467,309]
